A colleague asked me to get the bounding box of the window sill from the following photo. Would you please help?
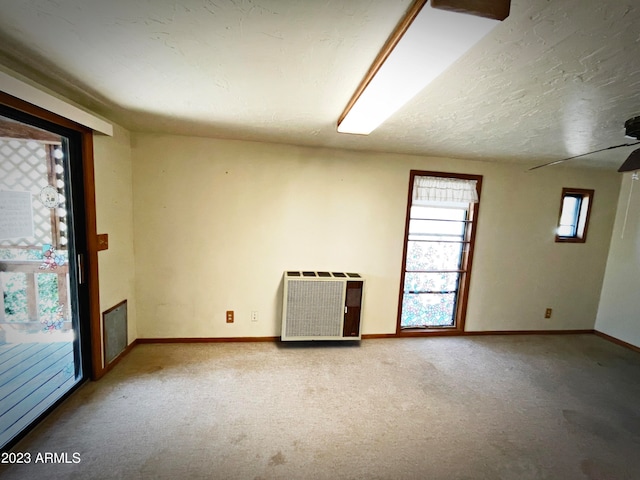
[397,327,464,336]
[555,236,586,243]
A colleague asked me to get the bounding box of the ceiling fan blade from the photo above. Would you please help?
[618,147,640,172]
[529,142,640,171]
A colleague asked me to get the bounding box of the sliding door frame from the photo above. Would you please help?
[1,91,103,380]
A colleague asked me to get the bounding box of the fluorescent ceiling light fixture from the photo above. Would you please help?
[337,0,510,135]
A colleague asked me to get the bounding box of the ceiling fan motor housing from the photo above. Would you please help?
[625,116,640,139]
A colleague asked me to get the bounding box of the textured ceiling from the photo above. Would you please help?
[0,0,639,170]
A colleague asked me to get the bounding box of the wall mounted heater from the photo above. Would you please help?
[281,271,364,341]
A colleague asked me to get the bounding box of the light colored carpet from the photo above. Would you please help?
[1,334,639,479]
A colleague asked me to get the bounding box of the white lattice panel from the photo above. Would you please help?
[0,138,65,247]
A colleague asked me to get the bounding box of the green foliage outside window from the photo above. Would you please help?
[1,248,61,323]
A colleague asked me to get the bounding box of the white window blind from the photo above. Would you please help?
[413,176,479,204]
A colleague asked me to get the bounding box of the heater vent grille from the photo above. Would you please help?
[103,300,127,365]
[285,280,343,338]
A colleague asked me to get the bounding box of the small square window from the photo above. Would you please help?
[555,188,593,243]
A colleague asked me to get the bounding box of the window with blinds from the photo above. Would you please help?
[398,171,482,332]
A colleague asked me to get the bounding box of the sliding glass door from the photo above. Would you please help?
[0,107,89,450]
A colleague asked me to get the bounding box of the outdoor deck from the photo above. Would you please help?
[0,341,75,448]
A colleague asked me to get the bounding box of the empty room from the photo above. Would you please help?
[1,0,639,479]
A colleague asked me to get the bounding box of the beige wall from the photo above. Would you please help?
[131,133,620,338]
[595,173,640,348]
[466,165,619,331]
[94,124,137,349]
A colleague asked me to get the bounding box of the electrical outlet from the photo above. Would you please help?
[226,310,234,323]
[545,308,552,319]
[251,311,258,322]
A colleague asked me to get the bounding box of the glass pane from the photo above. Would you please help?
[401,293,456,327]
[410,205,467,221]
[405,241,464,271]
[0,113,82,449]
[401,198,473,329]
[558,196,580,236]
[409,219,466,238]
[408,233,465,242]
[404,272,460,293]
[557,225,575,237]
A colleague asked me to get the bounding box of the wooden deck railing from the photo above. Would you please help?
[0,260,69,327]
